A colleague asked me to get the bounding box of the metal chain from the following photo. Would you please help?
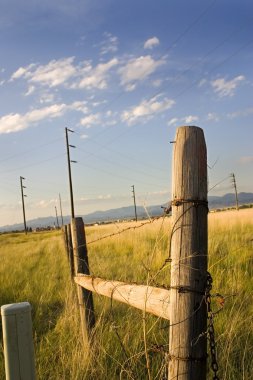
[206,272,219,380]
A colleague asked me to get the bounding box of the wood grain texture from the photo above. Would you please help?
[71,217,95,343]
[168,126,208,380]
[75,274,170,320]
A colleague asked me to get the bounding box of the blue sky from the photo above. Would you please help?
[0,0,253,227]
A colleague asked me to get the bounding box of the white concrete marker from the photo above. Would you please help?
[1,302,36,380]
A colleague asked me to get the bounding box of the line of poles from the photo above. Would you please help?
[19,128,240,234]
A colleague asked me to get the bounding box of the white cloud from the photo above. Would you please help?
[207,112,219,122]
[0,101,91,134]
[11,65,32,80]
[168,115,199,126]
[69,100,89,114]
[39,92,55,104]
[118,55,165,90]
[211,75,245,97]
[24,85,35,96]
[168,117,178,126]
[26,104,66,123]
[11,58,76,87]
[80,134,89,139]
[227,106,253,119]
[78,58,118,89]
[144,37,160,49]
[80,113,100,128]
[100,32,118,55]
[122,95,175,125]
[182,115,199,124]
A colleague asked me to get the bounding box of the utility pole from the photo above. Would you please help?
[59,193,64,226]
[20,176,27,234]
[55,206,59,229]
[65,128,77,219]
[231,173,239,210]
[131,185,137,222]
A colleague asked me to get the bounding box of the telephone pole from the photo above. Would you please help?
[55,206,59,229]
[20,176,27,234]
[231,173,239,210]
[59,193,64,226]
[65,128,77,219]
[131,185,137,222]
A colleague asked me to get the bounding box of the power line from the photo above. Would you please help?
[55,205,60,228]
[230,173,239,210]
[75,159,169,189]
[0,137,64,164]
[131,185,137,222]
[20,176,27,234]
[0,153,66,175]
[75,145,168,184]
[70,1,218,147]
[208,176,230,193]
[65,127,76,219]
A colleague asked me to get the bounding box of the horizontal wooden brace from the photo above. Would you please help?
[74,274,170,320]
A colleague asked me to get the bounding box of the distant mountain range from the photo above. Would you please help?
[1,192,252,232]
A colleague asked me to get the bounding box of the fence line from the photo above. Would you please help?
[86,213,168,245]
[62,126,219,380]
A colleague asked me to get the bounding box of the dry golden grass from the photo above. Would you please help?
[0,208,252,379]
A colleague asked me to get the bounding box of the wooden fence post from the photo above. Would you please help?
[168,126,208,380]
[67,224,75,278]
[63,225,69,258]
[71,217,95,344]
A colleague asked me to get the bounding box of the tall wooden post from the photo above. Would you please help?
[168,126,208,380]
[71,217,95,344]
[67,223,75,278]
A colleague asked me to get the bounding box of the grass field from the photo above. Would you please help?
[0,209,253,379]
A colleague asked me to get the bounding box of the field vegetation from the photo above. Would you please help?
[0,209,252,379]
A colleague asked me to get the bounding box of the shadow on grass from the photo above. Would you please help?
[32,300,64,340]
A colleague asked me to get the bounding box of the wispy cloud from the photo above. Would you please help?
[168,115,199,126]
[77,58,118,89]
[168,117,178,126]
[122,95,175,125]
[206,112,219,122]
[118,55,165,91]
[80,113,101,128]
[211,75,245,97]
[144,37,160,49]
[24,85,35,96]
[0,104,66,134]
[99,32,118,55]
[11,58,76,87]
[182,115,199,124]
[227,106,253,119]
[0,101,90,134]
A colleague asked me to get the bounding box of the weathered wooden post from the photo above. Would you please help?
[67,223,75,278]
[71,217,95,344]
[169,126,208,379]
[63,225,69,257]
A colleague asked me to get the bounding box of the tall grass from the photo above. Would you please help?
[0,209,252,379]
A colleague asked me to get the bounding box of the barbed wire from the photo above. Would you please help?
[61,200,249,379]
[86,212,169,245]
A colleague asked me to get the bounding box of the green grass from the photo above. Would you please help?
[0,210,253,379]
